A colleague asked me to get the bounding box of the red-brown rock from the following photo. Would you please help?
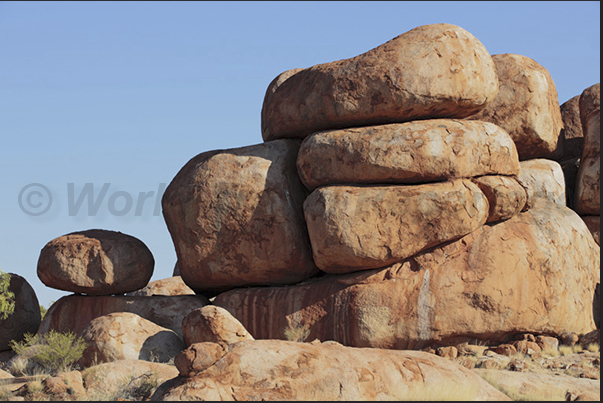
[574,101,600,215]
[297,119,520,190]
[472,175,526,222]
[303,179,489,273]
[125,276,195,297]
[162,140,318,296]
[216,200,600,349]
[467,54,563,160]
[79,312,185,368]
[154,340,510,400]
[517,159,566,208]
[552,95,584,161]
[37,294,209,339]
[261,23,498,141]
[37,229,154,295]
[181,305,253,347]
[581,215,600,245]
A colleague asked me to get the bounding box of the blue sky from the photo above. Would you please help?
[0,1,600,308]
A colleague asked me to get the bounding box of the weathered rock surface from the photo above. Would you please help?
[37,229,154,295]
[467,54,563,160]
[579,83,600,132]
[473,369,600,401]
[216,200,600,349]
[173,342,228,377]
[261,23,498,141]
[79,312,185,368]
[297,119,520,190]
[181,306,253,347]
[581,215,600,245]
[38,294,209,339]
[153,340,510,401]
[472,175,526,222]
[42,370,87,401]
[162,140,318,296]
[553,95,584,161]
[82,359,179,400]
[517,159,566,208]
[303,178,489,273]
[0,273,41,351]
[126,276,195,297]
[574,107,600,215]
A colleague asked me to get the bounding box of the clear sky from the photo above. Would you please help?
[0,1,600,308]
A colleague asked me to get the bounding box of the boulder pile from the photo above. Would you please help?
[4,22,599,400]
[161,23,599,349]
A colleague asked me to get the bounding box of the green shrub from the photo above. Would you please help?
[9,330,87,375]
[0,270,15,320]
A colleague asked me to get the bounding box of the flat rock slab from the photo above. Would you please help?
[297,119,519,190]
[467,53,563,160]
[162,139,318,296]
[473,368,600,401]
[303,178,489,273]
[37,229,154,295]
[152,340,510,401]
[38,294,209,340]
[216,200,600,349]
[262,23,498,141]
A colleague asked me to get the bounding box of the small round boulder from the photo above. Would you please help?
[37,229,154,295]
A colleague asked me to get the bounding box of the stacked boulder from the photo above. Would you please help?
[162,23,600,350]
[573,84,600,245]
[36,229,209,366]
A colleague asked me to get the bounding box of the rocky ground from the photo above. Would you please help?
[0,334,599,401]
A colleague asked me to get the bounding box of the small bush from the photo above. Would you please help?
[284,323,310,343]
[0,270,15,320]
[586,343,599,353]
[558,345,573,356]
[9,330,87,376]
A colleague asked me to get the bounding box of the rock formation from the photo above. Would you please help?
[466,53,564,160]
[161,140,319,296]
[37,229,154,295]
[153,339,510,401]
[261,23,498,141]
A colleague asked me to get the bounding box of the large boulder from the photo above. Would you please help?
[37,229,154,295]
[303,178,489,273]
[466,54,563,160]
[79,312,185,368]
[578,83,600,132]
[153,340,510,401]
[552,95,583,161]
[261,23,498,141]
[297,119,519,190]
[181,305,254,347]
[517,159,566,208]
[574,86,600,215]
[125,276,195,297]
[162,140,318,296]
[0,274,41,351]
[215,200,600,349]
[38,294,209,339]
